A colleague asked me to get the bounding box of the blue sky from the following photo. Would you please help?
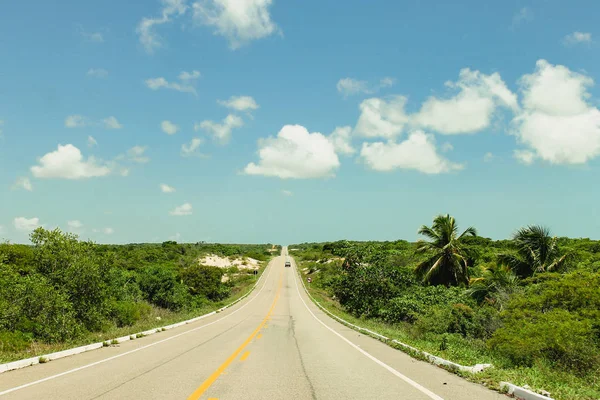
[1,0,600,245]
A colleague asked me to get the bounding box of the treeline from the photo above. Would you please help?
[291,215,600,393]
[0,228,275,355]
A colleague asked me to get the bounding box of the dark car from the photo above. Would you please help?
[285,261,291,267]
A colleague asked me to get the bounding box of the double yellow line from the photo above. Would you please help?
[187,268,284,400]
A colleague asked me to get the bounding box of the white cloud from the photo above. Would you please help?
[128,146,150,163]
[511,59,600,164]
[337,78,370,97]
[181,137,203,156]
[328,126,355,155]
[120,168,130,177]
[281,190,292,196]
[13,177,33,191]
[244,124,340,179]
[192,0,279,49]
[441,142,454,152]
[412,69,518,134]
[104,227,114,235]
[337,77,396,97]
[170,202,193,216]
[14,217,41,232]
[218,95,259,112]
[160,183,176,193]
[354,96,409,138]
[512,7,532,27]
[136,0,188,53]
[514,149,536,165]
[88,136,98,147]
[67,220,84,230]
[145,70,200,95]
[563,31,592,45]
[196,114,243,144]
[483,152,494,162]
[103,116,123,129]
[359,131,463,174]
[178,70,201,81]
[161,120,179,135]
[65,115,87,128]
[87,68,108,78]
[31,144,111,179]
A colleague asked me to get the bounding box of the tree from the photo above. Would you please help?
[498,225,567,277]
[415,214,477,287]
[468,263,520,309]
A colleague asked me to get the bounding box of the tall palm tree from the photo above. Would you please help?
[498,225,567,277]
[415,214,477,287]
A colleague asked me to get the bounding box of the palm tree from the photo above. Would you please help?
[468,263,519,308]
[415,214,477,287]
[498,225,567,277]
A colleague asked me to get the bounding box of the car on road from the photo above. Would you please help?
[285,261,291,267]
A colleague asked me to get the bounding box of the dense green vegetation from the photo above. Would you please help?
[291,215,600,400]
[0,228,278,362]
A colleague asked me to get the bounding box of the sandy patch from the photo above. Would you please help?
[198,254,261,270]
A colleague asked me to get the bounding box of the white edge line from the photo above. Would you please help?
[290,258,445,400]
[0,258,276,397]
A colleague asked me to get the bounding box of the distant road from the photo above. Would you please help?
[0,247,505,400]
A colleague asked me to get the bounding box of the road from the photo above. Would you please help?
[0,248,505,400]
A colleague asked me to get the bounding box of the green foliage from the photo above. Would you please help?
[489,271,600,374]
[180,265,229,301]
[415,214,477,286]
[0,229,267,352]
[498,225,568,277]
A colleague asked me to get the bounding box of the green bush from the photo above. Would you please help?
[0,331,32,352]
[488,271,600,374]
[138,265,191,310]
[110,301,151,327]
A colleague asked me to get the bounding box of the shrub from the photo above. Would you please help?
[0,331,32,352]
[110,301,151,327]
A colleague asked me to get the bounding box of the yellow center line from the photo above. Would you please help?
[187,270,283,400]
[256,333,262,340]
[239,351,250,361]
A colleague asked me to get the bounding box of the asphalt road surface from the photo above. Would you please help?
[0,248,505,400]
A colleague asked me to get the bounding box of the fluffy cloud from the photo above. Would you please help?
[128,146,150,163]
[218,95,259,112]
[160,183,176,193]
[412,69,518,134]
[31,144,111,179]
[161,120,179,135]
[514,149,535,165]
[196,114,243,144]
[170,203,193,216]
[13,177,33,191]
[563,31,592,45]
[93,227,114,234]
[65,115,87,128]
[192,0,279,49]
[328,126,355,155]
[103,116,123,129]
[359,131,463,174]
[181,137,203,156]
[145,70,200,95]
[337,77,396,97]
[511,59,600,164]
[244,125,340,179]
[137,0,188,53]
[14,217,41,232]
[281,190,292,196]
[87,68,108,78]
[88,136,98,147]
[67,220,84,230]
[354,96,409,138]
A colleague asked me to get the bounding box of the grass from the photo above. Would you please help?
[299,268,600,400]
[0,263,268,365]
